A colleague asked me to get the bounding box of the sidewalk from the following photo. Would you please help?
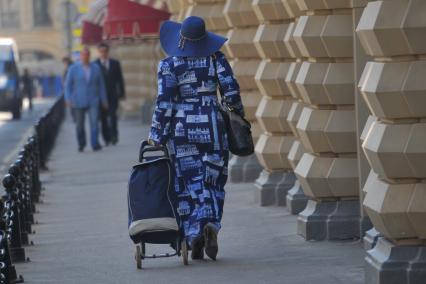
[16,118,365,284]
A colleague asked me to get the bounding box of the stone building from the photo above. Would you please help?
[0,0,90,70]
[165,0,426,283]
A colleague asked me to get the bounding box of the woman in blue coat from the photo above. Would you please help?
[148,16,245,261]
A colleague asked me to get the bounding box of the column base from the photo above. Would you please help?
[297,199,361,241]
[228,155,262,183]
[242,155,263,182]
[286,180,308,214]
[275,172,297,206]
[365,237,426,284]
[254,170,295,206]
[364,227,381,250]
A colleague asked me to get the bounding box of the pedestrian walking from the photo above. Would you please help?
[21,68,34,111]
[65,47,108,152]
[148,16,245,261]
[95,42,125,146]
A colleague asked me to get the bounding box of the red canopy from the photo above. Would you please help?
[81,21,104,45]
[80,0,108,45]
[103,0,171,41]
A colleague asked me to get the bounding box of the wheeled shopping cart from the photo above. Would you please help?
[128,140,188,269]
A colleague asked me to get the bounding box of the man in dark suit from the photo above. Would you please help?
[95,42,125,145]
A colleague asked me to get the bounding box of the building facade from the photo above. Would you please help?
[0,0,91,73]
[167,0,426,283]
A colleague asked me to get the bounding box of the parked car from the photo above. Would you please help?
[0,38,21,119]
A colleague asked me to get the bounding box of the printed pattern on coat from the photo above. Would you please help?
[149,51,244,244]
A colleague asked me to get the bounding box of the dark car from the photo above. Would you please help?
[0,38,21,119]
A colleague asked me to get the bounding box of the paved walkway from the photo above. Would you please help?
[16,118,365,284]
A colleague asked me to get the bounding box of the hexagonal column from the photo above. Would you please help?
[291,2,361,240]
[283,10,310,213]
[186,0,228,36]
[167,0,191,21]
[357,1,426,283]
[223,0,263,183]
[251,0,300,206]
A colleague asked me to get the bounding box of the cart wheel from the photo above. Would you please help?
[135,245,142,269]
[181,240,189,266]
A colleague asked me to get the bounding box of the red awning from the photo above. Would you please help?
[82,21,104,45]
[81,0,108,45]
[103,0,171,41]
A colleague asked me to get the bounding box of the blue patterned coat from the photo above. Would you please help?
[149,51,244,243]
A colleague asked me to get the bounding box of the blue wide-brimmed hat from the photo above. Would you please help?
[160,16,227,57]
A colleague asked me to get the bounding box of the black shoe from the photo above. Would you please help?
[204,223,218,260]
[111,138,118,145]
[78,146,85,152]
[93,145,102,151]
[191,236,204,260]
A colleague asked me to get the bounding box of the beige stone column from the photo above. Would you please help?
[222,0,263,183]
[167,0,190,21]
[291,1,361,240]
[185,1,229,41]
[357,1,426,283]
[250,0,296,207]
[282,0,308,214]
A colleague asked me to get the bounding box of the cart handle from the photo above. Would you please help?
[139,140,169,162]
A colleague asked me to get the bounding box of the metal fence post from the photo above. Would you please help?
[2,175,26,263]
[28,136,41,203]
[0,200,23,283]
[8,162,29,248]
[0,94,66,282]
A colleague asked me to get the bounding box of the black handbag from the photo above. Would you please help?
[212,55,254,156]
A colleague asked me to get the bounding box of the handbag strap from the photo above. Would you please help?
[211,54,233,111]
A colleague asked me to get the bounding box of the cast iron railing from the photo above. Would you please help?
[0,95,65,283]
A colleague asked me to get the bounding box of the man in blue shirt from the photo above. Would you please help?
[65,47,108,152]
